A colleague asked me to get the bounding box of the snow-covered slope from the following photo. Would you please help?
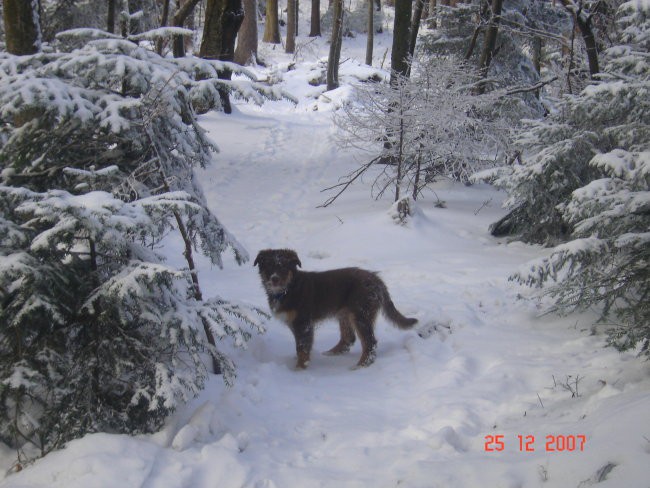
[1,25,648,488]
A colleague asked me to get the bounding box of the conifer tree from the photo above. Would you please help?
[0,28,285,463]
[488,0,650,354]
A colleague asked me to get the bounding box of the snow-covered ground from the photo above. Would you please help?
[2,14,649,488]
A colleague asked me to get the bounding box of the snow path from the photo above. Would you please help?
[2,103,648,488]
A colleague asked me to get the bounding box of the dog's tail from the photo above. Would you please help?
[380,285,418,330]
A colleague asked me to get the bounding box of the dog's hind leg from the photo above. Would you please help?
[352,308,379,368]
[324,311,356,356]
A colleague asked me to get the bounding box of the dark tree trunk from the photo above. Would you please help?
[235,0,259,64]
[173,0,202,57]
[263,0,281,43]
[390,0,413,84]
[310,0,321,36]
[3,0,41,55]
[107,0,117,34]
[327,0,344,90]
[220,0,245,64]
[407,0,425,74]
[156,0,172,54]
[575,12,599,76]
[286,0,297,53]
[427,0,436,27]
[365,0,374,65]
[199,0,245,113]
[476,0,503,94]
[559,0,599,77]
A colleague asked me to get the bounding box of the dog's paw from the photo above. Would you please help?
[417,320,452,340]
[294,361,310,370]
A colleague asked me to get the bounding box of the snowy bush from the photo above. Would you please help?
[496,0,650,354]
[328,55,508,206]
[0,29,271,463]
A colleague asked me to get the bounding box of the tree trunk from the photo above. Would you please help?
[559,0,599,77]
[575,12,599,76]
[408,0,425,73]
[235,0,259,64]
[390,0,412,84]
[107,0,117,34]
[310,0,321,36]
[476,0,503,94]
[156,0,172,54]
[199,0,244,113]
[151,150,222,375]
[327,0,344,90]
[365,0,374,65]
[220,0,245,64]
[286,0,297,53]
[3,0,41,55]
[173,0,202,57]
[263,0,281,43]
[427,0,436,27]
[128,0,144,34]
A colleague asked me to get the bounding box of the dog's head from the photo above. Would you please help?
[254,249,302,295]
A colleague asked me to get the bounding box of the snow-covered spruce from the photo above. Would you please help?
[490,0,650,354]
[0,29,273,462]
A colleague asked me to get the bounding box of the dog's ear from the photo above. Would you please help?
[253,251,265,267]
[287,250,302,268]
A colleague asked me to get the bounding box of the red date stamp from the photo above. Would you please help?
[484,434,586,452]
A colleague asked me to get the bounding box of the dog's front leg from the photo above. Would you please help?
[292,320,314,370]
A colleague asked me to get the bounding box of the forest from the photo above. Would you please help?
[0,0,648,486]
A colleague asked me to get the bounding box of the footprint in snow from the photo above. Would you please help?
[417,320,452,340]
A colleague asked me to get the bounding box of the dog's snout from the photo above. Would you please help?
[270,274,280,285]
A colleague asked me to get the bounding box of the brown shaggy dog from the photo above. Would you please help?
[254,249,418,369]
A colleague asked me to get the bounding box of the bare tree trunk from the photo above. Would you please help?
[220,0,245,65]
[263,0,281,43]
[235,0,259,64]
[173,0,202,57]
[390,0,412,84]
[286,0,296,53]
[107,0,117,33]
[476,0,503,94]
[427,0,436,27]
[151,150,222,375]
[327,0,344,90]
[464,0,488,59]
[200,0,244,113]
[3,0,41,55]
[310,0,321,36]
[559,0,599,77]
[156,0,172,54]
[365,0,374,65]
[408,0,425,74]
[575,12,599,76]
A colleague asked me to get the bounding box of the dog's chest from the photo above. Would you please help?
[269,298,297,326]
